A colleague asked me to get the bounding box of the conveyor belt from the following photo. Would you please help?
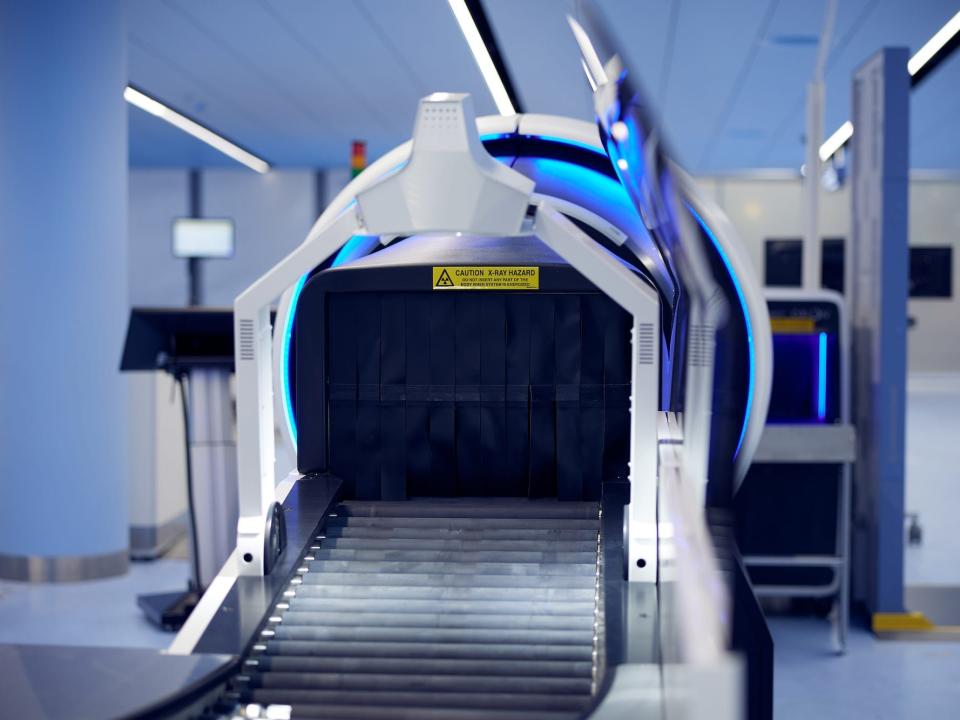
[208,499,602,720]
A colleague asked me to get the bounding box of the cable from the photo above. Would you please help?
[176,371,203,594]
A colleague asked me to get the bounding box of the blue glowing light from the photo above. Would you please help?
[525,156,634,206]
[479,132,607,157]
[281,272,309,449]
[687,204,755,459]
[283,235,373,447]
[332,235,371,267]
[817,332,828,421]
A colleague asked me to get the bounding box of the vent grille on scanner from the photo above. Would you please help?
[239,319,255,361]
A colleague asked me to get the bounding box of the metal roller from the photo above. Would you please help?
[211,499,602,718]
[254,656,594,678]
[259,640,595,662]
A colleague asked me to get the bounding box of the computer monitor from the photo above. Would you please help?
[172,218,234,259]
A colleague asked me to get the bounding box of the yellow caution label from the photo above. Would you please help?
[432,266,539,291]
[770,316,817,334]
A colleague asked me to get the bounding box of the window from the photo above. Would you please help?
[765,239,802,287]
[821,237,845,294]
[909,247,953,298]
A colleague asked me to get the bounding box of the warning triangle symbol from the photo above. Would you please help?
[435,269,455,287]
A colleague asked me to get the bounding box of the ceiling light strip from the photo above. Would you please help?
[818,120,853,162]
[447,0,517,116]
[124,85,271,174]
[908,10,960,76]
[819,11,960,163]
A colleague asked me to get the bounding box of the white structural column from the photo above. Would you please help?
[0,2,130,580]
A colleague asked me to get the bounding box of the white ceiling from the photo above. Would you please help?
[128,0,960,172]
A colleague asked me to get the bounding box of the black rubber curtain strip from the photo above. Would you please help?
[323,291,631,501]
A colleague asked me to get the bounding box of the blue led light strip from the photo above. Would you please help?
[281,272,309,449]
[817,331,828,421]
[686,205,755,458]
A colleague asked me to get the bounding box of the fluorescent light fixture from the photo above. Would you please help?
[447,0,516,116]
[124,86,270,174]
[818,120,853,162]
[818,12,960,162]
[908,10,960,76]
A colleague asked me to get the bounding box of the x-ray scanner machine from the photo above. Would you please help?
[0,13,781,720]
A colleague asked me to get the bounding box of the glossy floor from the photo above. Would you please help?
[771,615,960,719]
[0,558,188,649]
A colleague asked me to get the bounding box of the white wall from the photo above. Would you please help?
[129,169,190,306]
[129,168,319,307]
[700,174,960,374]
[907,181,960,373]
[200,169,318,306]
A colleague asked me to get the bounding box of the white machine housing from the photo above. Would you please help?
[234,93,662,583]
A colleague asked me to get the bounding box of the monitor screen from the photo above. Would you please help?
[173,218,234,259]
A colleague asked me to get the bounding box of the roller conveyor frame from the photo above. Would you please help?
[215,498,606,720]
[171,490,636,720]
